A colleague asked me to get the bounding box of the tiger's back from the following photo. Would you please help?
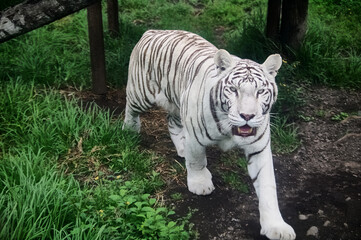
[125,30,217,119]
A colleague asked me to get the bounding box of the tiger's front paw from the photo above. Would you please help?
[261,221,296,240]
[187,168,215,195]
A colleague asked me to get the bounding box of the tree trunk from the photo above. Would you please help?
[265,0,282,40]
[87,2,107,95]
[107,0,120,37]
[0,0,98,43]
[280,0,309,50]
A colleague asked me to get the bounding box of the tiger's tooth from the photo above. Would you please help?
[238,127,242,135]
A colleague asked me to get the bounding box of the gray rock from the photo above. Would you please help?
[306,226,319,237]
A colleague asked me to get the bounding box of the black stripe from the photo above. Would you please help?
[191,117,205,147]
[210,87,227,135]
[247,123,269,145]
[252,165,264,183]
[200,110,215,141]
[247,138,270,163]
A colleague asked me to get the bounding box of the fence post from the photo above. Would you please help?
[87,1,107,95]
[107,0,120,37]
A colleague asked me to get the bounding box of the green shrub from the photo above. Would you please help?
[77,180,190,240]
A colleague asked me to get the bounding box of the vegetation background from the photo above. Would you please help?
[0,0,360,239]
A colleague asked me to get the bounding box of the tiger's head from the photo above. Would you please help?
[213,50,282,138]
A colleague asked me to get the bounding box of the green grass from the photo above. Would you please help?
[0,80,191,239]
[271,116,300,154]
[0,9,141,88]
[293,0,361,88]
[224,0,361,89]
[296,10,361,89]
[1,0,359,89]
[219,152,249,193]
[0,14,90,87]
[0,0,267,89]
[0,149,81,239]
[221,171,249,193]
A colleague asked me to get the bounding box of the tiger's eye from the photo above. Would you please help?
[257,89,265,95]
[230,87,237,92]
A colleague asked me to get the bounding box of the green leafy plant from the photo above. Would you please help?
[331,112,349,121]
[76,180,191,240]
[298,114,313,122]
[316,109,327,118]
[171,193,183,201]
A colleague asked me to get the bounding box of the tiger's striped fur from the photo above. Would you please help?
[123,30,295,240]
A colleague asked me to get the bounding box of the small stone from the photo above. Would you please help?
[299,214,308,220]
[323,220,331,227]
[227,226,234,231]
[318,209,324,215]
[306,226,319,237]
[345,197,352,201]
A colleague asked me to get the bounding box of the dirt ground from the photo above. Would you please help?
[74,86,361,240]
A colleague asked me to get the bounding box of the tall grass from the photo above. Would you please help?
[0,149,82,239]
[296,11,361,88]
[0,80,138,156]
[0,80,190,239]
[294,0,361,88]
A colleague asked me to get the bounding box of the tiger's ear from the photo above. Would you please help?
[214,49,234,73]
[262,54,282,77]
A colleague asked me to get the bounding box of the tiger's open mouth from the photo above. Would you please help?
[232,125,256,137]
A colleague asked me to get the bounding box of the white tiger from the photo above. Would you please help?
[123,30,296,240]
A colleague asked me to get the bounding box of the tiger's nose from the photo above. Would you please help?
[240,113,255,121]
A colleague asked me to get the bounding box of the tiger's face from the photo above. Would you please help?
[214,50,281,138]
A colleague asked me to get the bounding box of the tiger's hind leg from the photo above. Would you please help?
[167,114,185,158]
[123,77,157,133]
[122,102,142,133]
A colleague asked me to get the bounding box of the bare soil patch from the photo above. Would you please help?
[77,86,361,240]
